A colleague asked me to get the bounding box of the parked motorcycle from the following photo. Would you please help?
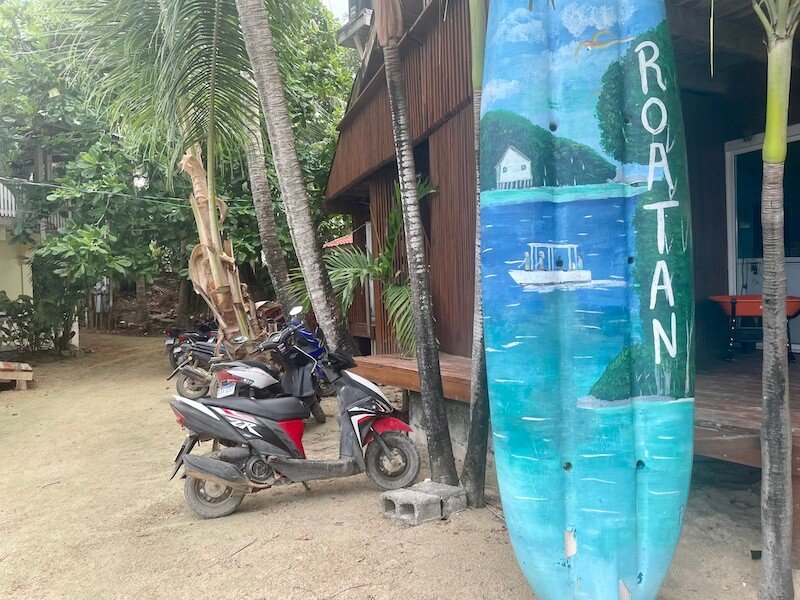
[169,350,419,519]
[208,314,327,423]
[166,341,220,400]
[267,316,335,397]
[164,319,217,369]
[167,314,327,422]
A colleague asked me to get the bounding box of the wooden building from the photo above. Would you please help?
[327,0,800,562]
[328,0,800,360]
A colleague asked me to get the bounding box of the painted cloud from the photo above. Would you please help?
[560,1,637,37]
[492,8,545,44]
[483,78,521,110]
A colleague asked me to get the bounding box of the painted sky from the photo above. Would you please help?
[482,0,667,166]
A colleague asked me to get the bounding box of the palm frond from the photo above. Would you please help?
[158,0,259,160]
[67,0,257,167]
[383,282,415,356]
[324,247,382,313]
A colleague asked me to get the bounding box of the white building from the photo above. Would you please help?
[495,146,533,190]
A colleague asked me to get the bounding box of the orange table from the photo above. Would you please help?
[710,295,800,362]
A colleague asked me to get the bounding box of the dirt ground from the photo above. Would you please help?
[0,333,778,599]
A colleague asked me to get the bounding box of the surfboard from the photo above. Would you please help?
[480,2,694,598]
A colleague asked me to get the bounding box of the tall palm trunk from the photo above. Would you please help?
[234,0,356,355]
[244,123,292,319]
[461,0,490,508]
[376,0,458,486]
[752,2,798,596]
[135,275,149,323]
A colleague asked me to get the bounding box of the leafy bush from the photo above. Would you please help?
[0,293,58,354]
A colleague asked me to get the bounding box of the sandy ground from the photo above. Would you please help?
[0,333,772,599]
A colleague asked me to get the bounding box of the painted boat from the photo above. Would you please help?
[480,1,695,598]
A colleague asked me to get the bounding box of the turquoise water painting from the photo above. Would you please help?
[480,1,695,598]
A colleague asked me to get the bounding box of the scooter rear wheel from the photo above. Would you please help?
[364,432,420,490]
[183,475,245,519]
[176,374,209,399]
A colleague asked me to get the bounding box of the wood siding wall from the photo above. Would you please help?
[369,167,405,354]
[327,0,472,200]
[428,104,476,356]
[346,212,372,339]
[363,104,476,357]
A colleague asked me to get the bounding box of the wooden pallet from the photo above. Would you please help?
[0,361,33,390]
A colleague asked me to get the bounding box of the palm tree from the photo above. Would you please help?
[461,0,491,508]
[233,0,357,356]
[244,121,292,318]
[751,1,800,597]
[374,0,459,486]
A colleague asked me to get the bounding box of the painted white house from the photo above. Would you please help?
[495,146,534,190]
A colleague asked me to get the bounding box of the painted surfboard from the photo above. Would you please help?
[480,1,694,598]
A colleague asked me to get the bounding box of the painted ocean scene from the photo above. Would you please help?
[480,1,695,598]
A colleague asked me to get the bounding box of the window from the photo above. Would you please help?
[736,141,800,258]
[521,164,527,171]
[502,166,508,173]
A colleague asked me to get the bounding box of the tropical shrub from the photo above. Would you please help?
[287,180,437,356]
[0,293,58,354]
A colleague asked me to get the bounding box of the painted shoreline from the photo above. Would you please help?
[482,182,649,207]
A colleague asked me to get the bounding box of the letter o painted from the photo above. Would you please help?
[641,97,668,136]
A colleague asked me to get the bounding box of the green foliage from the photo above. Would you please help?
[36,224,132,281]
[0,293,58,354]
[287,180,438,355]
[595,22,682,165]
[0,0,104,176]
[479,110,615,191]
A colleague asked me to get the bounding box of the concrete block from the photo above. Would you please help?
[411,480,467,518]
[381,488,442,525]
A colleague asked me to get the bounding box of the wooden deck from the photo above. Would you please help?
[354,351,800,563]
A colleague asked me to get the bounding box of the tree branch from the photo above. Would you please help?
[754,0,775,35]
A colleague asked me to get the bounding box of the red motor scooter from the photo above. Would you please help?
[169,349,419,518]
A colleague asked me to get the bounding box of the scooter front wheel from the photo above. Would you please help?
[364,432,420,490]
[183,475,245,519]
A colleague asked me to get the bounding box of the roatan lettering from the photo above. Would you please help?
[637,41,678,366]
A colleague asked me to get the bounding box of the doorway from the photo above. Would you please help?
[725,124,800,346]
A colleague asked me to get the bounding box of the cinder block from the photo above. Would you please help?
[411,480,467,518]
[380,488,442,525]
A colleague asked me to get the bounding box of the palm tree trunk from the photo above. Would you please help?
[461,88,491,507]
[234,0,356,355]
[382,40,458,486]
[244,123,292,319]
[135,275,149,324]
[759,33,794,600]
[461,0,490,508]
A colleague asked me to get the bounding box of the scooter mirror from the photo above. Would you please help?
[289,306,303,317]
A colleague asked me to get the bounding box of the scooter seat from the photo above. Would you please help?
[202,395,310,422]
[193,341,217,352]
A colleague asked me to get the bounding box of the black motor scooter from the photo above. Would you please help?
[168,351,420,518]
